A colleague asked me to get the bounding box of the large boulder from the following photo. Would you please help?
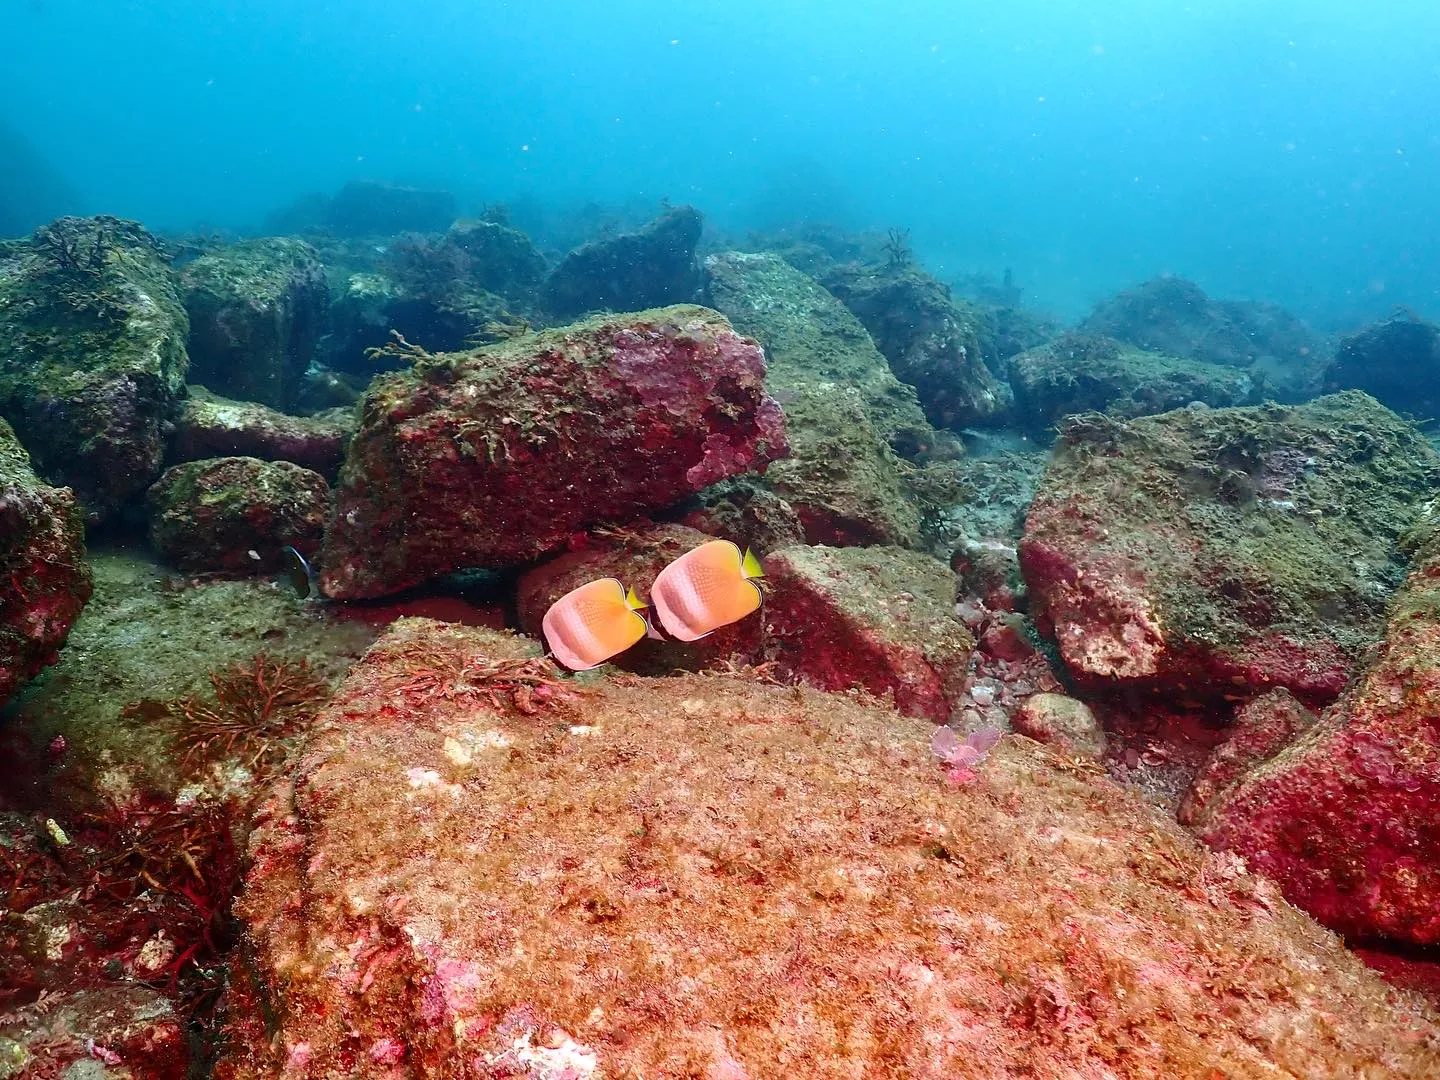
[444,218,547,303]
[214,619,1440,1078]
[1009,332,1257,433]
[1324,308,1440,421]
[1020,392,1438,704]
[1080,276,1328,402]
[180,237,329,411]
[823,263,1013,429]
[320,306,787,599]
[703,251,940,547]
[0,216,189,521]
[170,386,353,479]
[543,205,703,318]
[1190,544,1440,946]
[148,456,330,573]
[0,418,91,708]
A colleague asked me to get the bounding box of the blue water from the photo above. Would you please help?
[5,0,1438,324]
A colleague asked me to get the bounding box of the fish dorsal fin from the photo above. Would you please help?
[741,547,764,579]
[625,584,647,610]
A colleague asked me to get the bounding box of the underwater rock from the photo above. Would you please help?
[703,250,931,438]
[215,617,1440,1079]
[1020,391,1438,705]
[1178,687,1318,826]
[515,523,756,673]
[0,985,187,1079]
[0,216,189,522]
[1324,308,1440,421]
[751,544,973,723]
[951,536,1023,611]
[148,456,329,574]
[325,245,522,373]
[170,386,353,480]
[1011,692,1107,758]
[1081,276,1328,402]
[1008,332,1258,433]
[1193,547,1440,946]
[679,476,807,554]
[323,179,457,237]
[180,237,329,411]
[822,263,1014,429]
[320,306,786,599]
[444,218,547,302]
[0,418,92,709]
[543,205,702,318]
[703,251,937,547]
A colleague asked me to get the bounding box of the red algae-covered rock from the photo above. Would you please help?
[1195,549,1440,946]
[320,306,787,599]
[1178,687,1317,825]
[216,619,1440,1079]
[0,418,92,708]
[1020,392,1438,705]
[0,986,187,1079]
[752,544,974,723]
[147,456,329,573]
[170,385,353,478]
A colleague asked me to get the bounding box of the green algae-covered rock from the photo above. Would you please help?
[1020,391,1440,704]
[0,216,189,521]
[543,205,702,318]
[0,417,91,707]
[171,385,353,479]
[703,251,939,547]
[822,262,1014,430]
[1081,276,1329,402]
[180,237,329,411]
[1010,332,1259,433]
[704,250,929,439]
[320,305,787,600]
[148,456,330,573]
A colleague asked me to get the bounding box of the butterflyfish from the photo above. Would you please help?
[542,577,652,671]
[650,540,765,641]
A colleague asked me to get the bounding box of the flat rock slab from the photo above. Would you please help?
[0,417,91,707]
[1020,391,1439,704]
[216,619,1440,1078]
[171,386,352,478]
[320,306,786,599]
[1193,545,1440,946]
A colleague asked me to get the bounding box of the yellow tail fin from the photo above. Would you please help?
[625,584,647,609]
[741,548,765,579]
